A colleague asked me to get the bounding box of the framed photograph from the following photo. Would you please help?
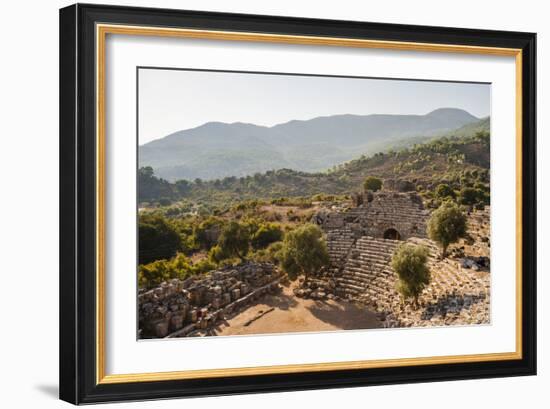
[59,3,536,404]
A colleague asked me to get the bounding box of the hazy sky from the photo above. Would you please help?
[138,68,490,145]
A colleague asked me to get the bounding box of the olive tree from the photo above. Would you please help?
[427,201,467,258]
[217,221,250,261]
[391,244,431,305]
[280,224,329,281]
[363,176,383,192]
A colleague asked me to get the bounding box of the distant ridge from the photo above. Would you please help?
[139,108,480,181]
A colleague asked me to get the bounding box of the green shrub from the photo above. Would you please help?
[363,176,383,192]
[391,244,431,304]
[138,253,192,289]
[251,223,283,249]
[218,221,250,261]
[138,214,182,265]
[459,187,479,205]
[435,183,456,200]
[250,241,284,264]
[280,224,329,280]
[427,202,467,258]
[193,217,225,250]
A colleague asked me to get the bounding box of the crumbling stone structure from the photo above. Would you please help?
[138,262,283,338]
[314,191,429,241]
[309,193,491,328]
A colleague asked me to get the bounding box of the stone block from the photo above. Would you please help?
[212,297,221,309]
[170,314,184,331]
[154,320,169,338]
[231,288,241,301]
[188,308,198,323]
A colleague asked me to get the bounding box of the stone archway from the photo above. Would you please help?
[383,228,401,240]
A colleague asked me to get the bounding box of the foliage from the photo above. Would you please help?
[208,244,230,263]
[280,224,329,280]
[427,201,467,257]
[138,213,182,264]
[138,127,490,210]
[251,223,283,249]
[435,183,456,200]
[138,253,190,289]
[363,176,383,192]
[137,125,490,290]
[250,241,284,264]
[193,217,225,250]
[218,221,250,261]
[138,253,218,289]
[459,187,489,207]
[391,244,431,304]
[138,166,175,203]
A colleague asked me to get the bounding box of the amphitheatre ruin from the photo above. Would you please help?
[138,189,490,339]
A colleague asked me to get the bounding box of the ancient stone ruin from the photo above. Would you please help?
[314,191,429,241]
[311,191,491,328]
[139,191,491,337]
[138,262,283,338]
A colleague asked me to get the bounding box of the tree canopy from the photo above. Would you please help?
[138,213,182,264]
[363,176,383,192]
[280,224,329,280]
[435,183,455,199]
[251,223,283,249]
[217,221,250,261]
[427,201,467,257]
[391,244,431,304]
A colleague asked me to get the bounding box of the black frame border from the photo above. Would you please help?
[60,3,536,404]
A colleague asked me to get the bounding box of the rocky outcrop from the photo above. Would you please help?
[138,262,283,338]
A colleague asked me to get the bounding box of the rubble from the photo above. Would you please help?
[139,262,283,338]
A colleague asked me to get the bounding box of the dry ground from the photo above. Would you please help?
[211,282,381,336]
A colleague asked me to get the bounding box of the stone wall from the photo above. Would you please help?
[314,191,429,240]
[138,262,283,338]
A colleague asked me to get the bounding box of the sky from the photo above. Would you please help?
[138,68,490,145]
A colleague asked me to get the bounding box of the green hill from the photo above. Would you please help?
[139,124,490,210]
[139,108,480,181]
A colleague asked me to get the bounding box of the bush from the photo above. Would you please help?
[218,221,250,261]
[251,223,283,249]
[138,253,193,289]
[250,241,284,264]
[427,202,467,258]
[193,217,224,250]
[391,244,431,304]
[459,187,479,205]
[138,214,182,265]
[280,224,329,280]
[138,252,221,289]
[191,259,217,275]
[208,244,230,263]
[435,183,456,200]
[363,176,383,192]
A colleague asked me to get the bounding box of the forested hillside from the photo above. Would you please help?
[139,126,490,212]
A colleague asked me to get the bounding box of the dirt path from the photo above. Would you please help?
[212,283,382,336]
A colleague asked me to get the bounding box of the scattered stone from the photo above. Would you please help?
[139,262,283,338]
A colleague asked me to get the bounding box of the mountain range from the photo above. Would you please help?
[139,108,483,181]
